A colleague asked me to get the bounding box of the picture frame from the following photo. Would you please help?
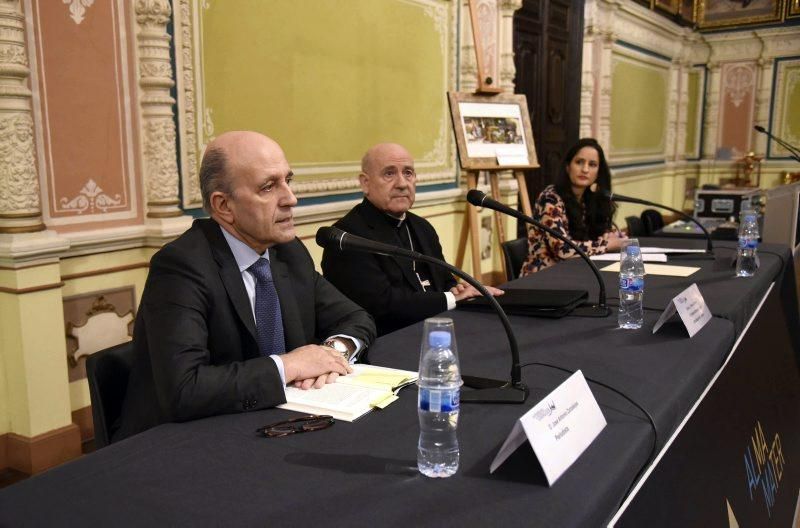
[788,0,800,17]
[696,0,785,29]
[447,92,539,171]
[654,0,680,15]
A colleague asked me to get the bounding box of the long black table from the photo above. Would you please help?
[0,240,797,527]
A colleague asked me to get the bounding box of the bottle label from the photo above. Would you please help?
[738,238,758,250]
[619,276,644,292]
[419,388,460,412]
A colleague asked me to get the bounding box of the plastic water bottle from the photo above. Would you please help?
[417,330,461,478]
[618,245,644,329]
[735,210,759,278]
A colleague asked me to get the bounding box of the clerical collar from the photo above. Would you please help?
[386,212,406,228]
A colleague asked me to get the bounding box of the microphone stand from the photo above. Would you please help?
[317,227,528,404]
[754,125,800,163]
[412,253,529,403]
[610,194,715,260]
[468,192,611,317]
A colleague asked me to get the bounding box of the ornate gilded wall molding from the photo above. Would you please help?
[177,0,458,201]
[135,0,182,218]
[0,0,43,233]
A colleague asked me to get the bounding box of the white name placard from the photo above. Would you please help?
[652,283,712,338]
[489,370,607,485]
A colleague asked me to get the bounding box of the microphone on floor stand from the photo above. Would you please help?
[601,190,715,259]
[754,125,800,163]
[315,226,529,404]
[466,190,611,317]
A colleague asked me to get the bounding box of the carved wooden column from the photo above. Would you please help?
[580,28,598,139]
[702,62,721,160]
[135,0,182,219]
[674,61,691,161]
[596,30,615,151]
[0,0,43,233]
[665,59,681,161]
[498,0,521,93]
[753,56,773,156]
[460,0,479,93]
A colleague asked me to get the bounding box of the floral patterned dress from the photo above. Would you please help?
[520,185,619,276]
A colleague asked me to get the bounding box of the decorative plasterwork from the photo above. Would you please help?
[0,0,43,233]
[28,0,140,227]
[176,0,459,202]
[135,0,182,218]
[59,179,123,214]
[703,27,800,63]
[722,64,755,108]
[173,0,201,208]
[585,0,696,60]
[0,113,40,213]
[62,0,94,25]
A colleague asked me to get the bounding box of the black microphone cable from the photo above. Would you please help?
[519,360,659,507]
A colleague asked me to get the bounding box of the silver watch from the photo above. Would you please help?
[323,338,350,360]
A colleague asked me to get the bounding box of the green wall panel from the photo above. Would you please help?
[609,53,668,161]
[200,0,447,179]
[775,63,800,156]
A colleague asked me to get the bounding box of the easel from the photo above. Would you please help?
[448,0,538,281]
[453,169,533,280]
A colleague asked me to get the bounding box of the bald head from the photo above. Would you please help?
[359,143,416,216]
[199,131,297,253]
[199,131,286,212]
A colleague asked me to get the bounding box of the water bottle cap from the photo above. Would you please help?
[428,331,451,348]
[625,245,640,256]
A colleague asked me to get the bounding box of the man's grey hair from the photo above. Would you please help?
[199,146,231,214]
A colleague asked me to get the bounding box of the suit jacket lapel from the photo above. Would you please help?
[201,220,258,344]
[269,247,305,350]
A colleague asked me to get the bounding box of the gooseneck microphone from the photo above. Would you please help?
[316,226,529,404]
[602,190,714,255]
[466,190,610,317]
[754,125,800,162]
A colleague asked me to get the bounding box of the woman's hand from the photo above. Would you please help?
[606,231,628,252]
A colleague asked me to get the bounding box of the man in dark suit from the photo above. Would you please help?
[115,131,375,441]
[321,143,502,336]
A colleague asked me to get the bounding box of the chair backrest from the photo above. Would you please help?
[640,209,664,236]
[625,216,645,237]
[501,237,529,281]
[86,341,135,448]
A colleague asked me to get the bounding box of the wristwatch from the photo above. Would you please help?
[323,338,351,360]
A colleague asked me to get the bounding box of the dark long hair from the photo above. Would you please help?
[553,138,616,240]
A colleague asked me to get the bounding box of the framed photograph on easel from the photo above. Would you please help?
[447,92,539,171]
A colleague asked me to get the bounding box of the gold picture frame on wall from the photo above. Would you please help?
[654,0,680,15]
[447,92,539,171]
[788,0,800,17]
[697,0,785,29]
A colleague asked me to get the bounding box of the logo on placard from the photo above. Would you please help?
[533,400,556,421]
[743,420,785,518]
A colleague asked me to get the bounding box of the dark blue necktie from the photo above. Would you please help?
[248,258,285,356]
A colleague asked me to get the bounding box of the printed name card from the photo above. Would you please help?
[652,283,712,338]
[489,370,607,485]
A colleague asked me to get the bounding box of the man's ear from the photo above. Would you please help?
[210,191,234,223]
[358,173,369,196]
